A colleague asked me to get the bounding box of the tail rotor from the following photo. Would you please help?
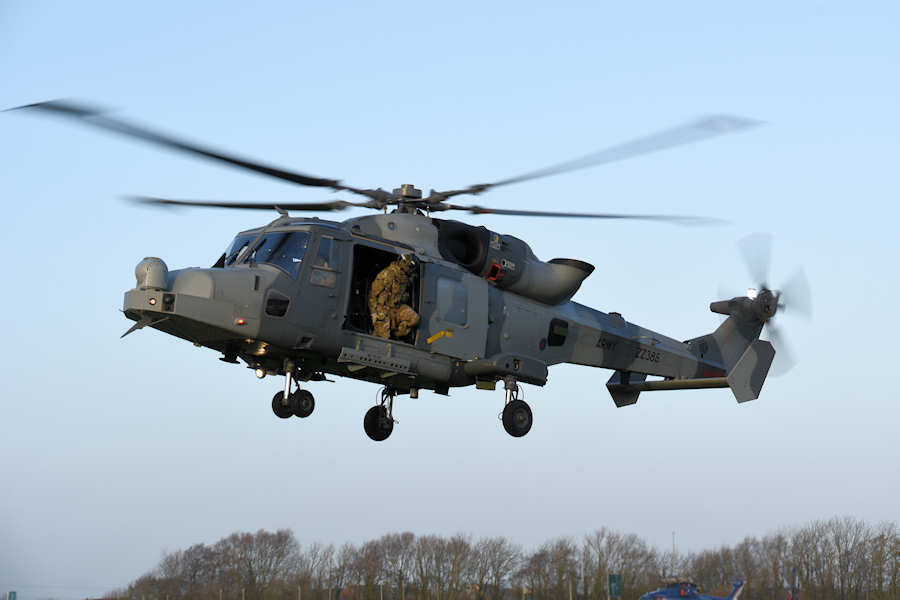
[728,234,812,375]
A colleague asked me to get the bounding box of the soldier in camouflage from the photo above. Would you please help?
[369,254,420,339]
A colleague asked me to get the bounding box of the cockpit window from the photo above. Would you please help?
[245,231,310,278]
[313,236,334,268]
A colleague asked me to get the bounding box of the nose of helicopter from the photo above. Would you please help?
[123,260,270,341]
[168,268,215,298]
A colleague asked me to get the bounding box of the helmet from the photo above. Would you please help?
[397,254,415,271]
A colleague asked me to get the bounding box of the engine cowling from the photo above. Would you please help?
[435,220,594,305]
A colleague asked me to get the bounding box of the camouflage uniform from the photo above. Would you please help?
[369,254,420,339]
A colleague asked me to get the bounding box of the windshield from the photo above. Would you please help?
[223,234,256,266]
[222,231,311,277]
[245,231,310,277]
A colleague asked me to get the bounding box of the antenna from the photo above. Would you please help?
[671,531,676,575]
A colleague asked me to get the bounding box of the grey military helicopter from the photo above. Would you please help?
[10,101,811,441]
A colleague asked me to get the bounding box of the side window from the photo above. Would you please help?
[310,269,337,288]
[437,277,467,325]
[547,318,568,346]
[313,237,334,268]
[310,236,338,288]
[272,232,310,278]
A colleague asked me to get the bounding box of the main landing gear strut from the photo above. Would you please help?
[364,387,396,442]
[501,376,532,438]
[271,359,315,419]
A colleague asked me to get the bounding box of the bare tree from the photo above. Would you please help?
[412,534,471,600]
[515,546,551,600]
[106,519,900,600]
[331,542,357,599]
[354,539,385,600]
[298,542,336,600]
[444,534,472,600]
[414,535,441,600]
[381,532,416,600]
[471,537,520,600]
[584,528,659,600]
[212,529,300,600]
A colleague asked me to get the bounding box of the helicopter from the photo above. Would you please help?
[638,579,745,600]
[9,100,811,441]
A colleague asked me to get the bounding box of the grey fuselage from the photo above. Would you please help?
[123,212,732,396]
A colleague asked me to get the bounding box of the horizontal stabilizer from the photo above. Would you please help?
[726,340,775,402]
[728,580,746,600]
[606,370,647,407]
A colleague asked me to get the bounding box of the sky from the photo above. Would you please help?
[1,1,899,598]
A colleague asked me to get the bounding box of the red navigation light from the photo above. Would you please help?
[236,318,246,326]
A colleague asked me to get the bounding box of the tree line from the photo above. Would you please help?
[103,516,898,600]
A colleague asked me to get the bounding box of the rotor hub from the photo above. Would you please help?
[757,288,778,319]
[393,184,422,200]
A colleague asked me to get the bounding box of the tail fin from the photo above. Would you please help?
[726,339,775,402]
[690,312,765,372]
[688,306,774,402]
[727,580,745,600]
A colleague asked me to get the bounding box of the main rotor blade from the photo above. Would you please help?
[8,100,386,201]
[430,114,762,201]
[129,195,378,211]
[442,203,724,225]
[737,232,773,287]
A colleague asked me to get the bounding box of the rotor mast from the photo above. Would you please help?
[393,183,424,214]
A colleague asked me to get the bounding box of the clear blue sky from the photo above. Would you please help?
[2,2,898,598]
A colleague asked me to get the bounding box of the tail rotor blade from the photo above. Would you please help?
[767,323,797,376]
[738,233,773,288]
[780,268,812,319]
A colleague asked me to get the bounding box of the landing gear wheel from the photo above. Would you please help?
[364,405,394,442]
[292,390,315,418]
[271,391,293,419]
[502,399,533,437]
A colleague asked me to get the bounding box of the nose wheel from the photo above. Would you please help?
[364,388,396,441]
[270,389,316,419]
[271,391,294,419]
[501,377,532,437]
[270,360,315,419]
[292,390,315,418]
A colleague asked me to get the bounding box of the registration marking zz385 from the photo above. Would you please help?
[634,347,661,363]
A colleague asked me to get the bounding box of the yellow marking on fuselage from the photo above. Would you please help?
[426,330,454,344]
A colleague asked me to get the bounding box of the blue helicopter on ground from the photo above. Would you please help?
[638,579,745,600]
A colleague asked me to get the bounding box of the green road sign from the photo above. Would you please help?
[609,574,622,598]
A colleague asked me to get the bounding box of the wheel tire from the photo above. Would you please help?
[292,390,315,418]
[271,391,293,419]
[502,399,533,437]
[363,405,393,442]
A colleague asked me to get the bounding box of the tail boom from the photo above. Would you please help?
[542,296,775,406]
[606,339,772,404]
